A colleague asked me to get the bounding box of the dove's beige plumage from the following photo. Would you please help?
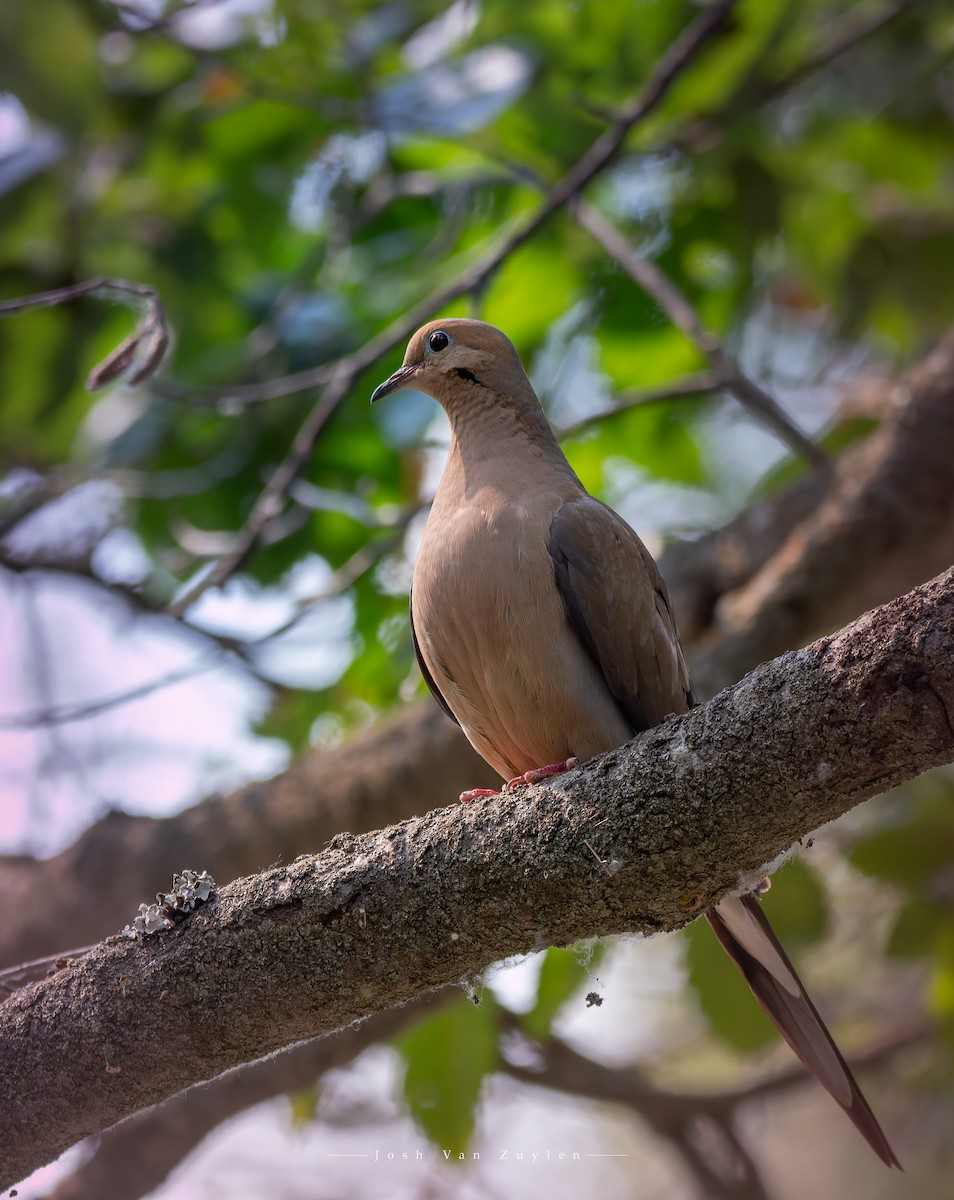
[372,318,900,1169]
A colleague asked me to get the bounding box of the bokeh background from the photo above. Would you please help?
[2,1,954,1196]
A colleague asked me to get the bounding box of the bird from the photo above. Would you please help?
[371,317,900,1168]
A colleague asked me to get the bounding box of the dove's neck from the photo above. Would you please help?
[439,386,583,504]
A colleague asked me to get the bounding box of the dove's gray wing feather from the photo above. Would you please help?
[548,495,693,731]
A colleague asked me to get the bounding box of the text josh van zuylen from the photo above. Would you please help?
[369,1148,584,1162]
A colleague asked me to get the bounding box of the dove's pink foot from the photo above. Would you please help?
[459,757,580,802]
[459,788,500,803]
[504,757,580,791]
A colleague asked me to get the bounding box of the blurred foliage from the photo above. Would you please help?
[395,991,498,1156]
[286,1082,320,1126]
[851,778,954,1044]
[2,0,954,1163]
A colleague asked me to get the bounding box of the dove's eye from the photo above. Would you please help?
[427,330,450,353]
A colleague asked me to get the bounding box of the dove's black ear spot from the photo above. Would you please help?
[454,368,485,388]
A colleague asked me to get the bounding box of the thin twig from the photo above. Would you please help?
[0,276,168,389]
[557,370,727,439]
[248,502,427,646]
[0,945,99,996]
[755,0,923,108]
[572,200,827,469]
[166,364,353,616]
[105,435,257,500]
[671,0,925,154]
[0,654,227,731]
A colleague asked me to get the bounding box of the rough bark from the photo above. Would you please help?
[2,566,952,1189]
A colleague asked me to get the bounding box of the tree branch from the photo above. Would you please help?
[500,1020,924,1200]
[497,1008,769,1200]
[0,702,495,970]
[3,566,952,1188]
[748,0,923,111]
[556,370,727,439]
[0,654,226,731]
[0,277,168,390]
[685,330,954,697]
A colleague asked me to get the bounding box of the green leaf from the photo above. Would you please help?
[887,898,946,961]
[394,994,498,1157]
[659,0,792,118]
[564,403,706,492]
[481,236,581,348]
[287,1084,320,1127]
[595,325,706,390]
[521,943,605,1041]
[929,920,954,1054]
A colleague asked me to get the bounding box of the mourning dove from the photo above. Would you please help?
[372,318,900,1168]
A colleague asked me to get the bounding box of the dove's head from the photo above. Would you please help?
[370,319,535,415]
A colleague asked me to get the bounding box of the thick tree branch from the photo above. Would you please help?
[685,331,954,697]
[2,567,952,1188]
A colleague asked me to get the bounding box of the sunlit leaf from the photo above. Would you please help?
[287,1084,320,1127]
